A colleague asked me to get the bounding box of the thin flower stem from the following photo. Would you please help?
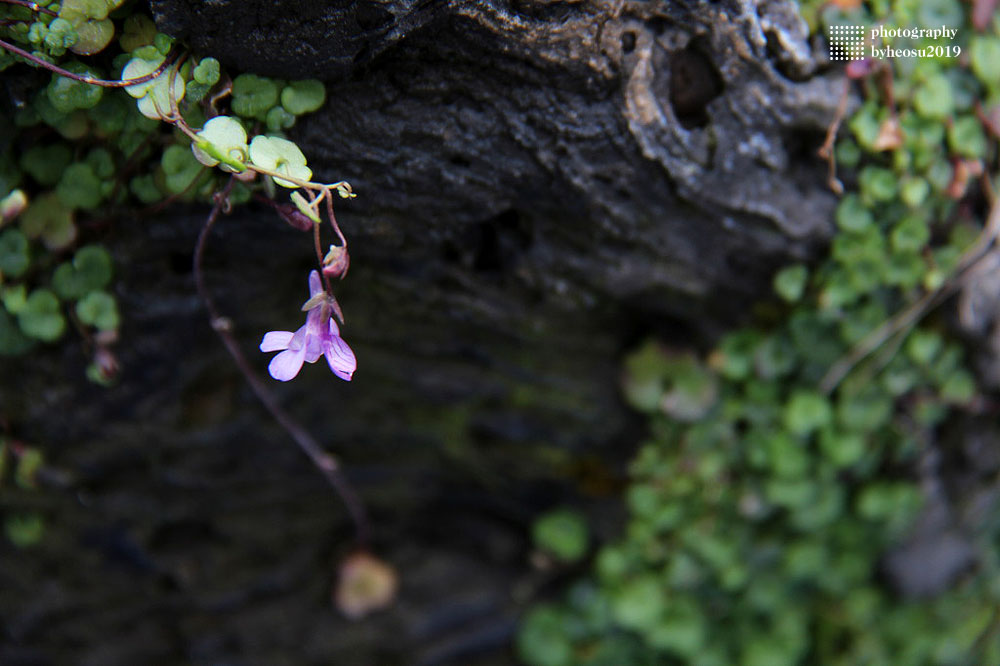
[194,178,370,547]
[0,38,178,87]
[0,0,57,17]
[313,215,335,295]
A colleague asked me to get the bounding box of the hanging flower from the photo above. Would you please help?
[259,271,355,381]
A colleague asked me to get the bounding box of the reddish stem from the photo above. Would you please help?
[194,179,370,547]
[0,0,57,17]
[0,37,177,87]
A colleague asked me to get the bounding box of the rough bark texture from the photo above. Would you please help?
[2,1,844,663]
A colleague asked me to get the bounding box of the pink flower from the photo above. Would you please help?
[260,271,356,381]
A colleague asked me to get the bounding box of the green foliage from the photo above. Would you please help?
[520,1,1000,664]
[52,244,112,299]
[232,73,279,119]
[281,79,326,115]
[4,512,45,547]
[17,288,65,341]
[533,509,589,563]
[0,229,30,278]
[76,290,119,330]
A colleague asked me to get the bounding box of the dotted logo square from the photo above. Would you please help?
[828,24,865,61]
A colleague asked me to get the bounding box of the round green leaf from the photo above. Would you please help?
[248,135,312,187]
[969,37,1000,88]
[52,244,113,299]
[0,229,30,279]
[56,162,102,209]
[533,509,589,563]
[70,18,114,55]
[266,105,296,131]
[783,391,831,437]
[913,74,953,120]
[161,144,203,194]
[20,192,76,250]
[75,290,119,330]
[948,116,987,159]
[773,264,807,303]
[231,73,279,118]
[47,62,103,113]
[193,57,220,86]
[281,79,326,115]
[5,513,44,548]
[835,194,873,233]
[17,288,65,341]
[191,115,248,172]
[517,606,574,666]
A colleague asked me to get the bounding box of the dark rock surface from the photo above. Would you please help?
[2,0,844,663]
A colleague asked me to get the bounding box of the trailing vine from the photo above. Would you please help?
[0,0,393,612]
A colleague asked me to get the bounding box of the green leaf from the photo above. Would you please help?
[47,62,102,113]
[56,162,103,209]
[0,229,30,278]
[5,513,45,548]
[85,147,115,179]
[905,329,942,366]
[20,144,72,186]
[835,194,873,233]
[248,135,312,187]
[193,57,220,86]
[52,244,113,300]
[783,391,831,437]
[818,428,866,468]
[517,606,574,666]
[281,79,326,115]
[266,105,296,131]
[859,166,897,203]
[533,509,589,563]
[231,73,279,119]
[0,306,33,355]
[118,13,156,52]
[17,288,65,342]
[291,191,321,223]
[890,214,930,254]
[947,116,987,159]
[70,18,114,55]
[75,290,119,330]
[129,173,163,204]
[2,285,27,314]
[940,369,976,403]
[773,264,807,303]
[20,192,76,250]
[913,74,953,120]
[191,116,248,172]
[161,144,203,194]
[612,575,665,631]
[899,178,929,208]
[969,37,1000,88]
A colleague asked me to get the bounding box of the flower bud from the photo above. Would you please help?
[322,244,350,279]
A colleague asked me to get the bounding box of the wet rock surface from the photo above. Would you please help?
[2,0,845,663]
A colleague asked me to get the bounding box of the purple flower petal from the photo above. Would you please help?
[308,270,323,298]
[324,335,356,381]
[268,346,307,381]
[260,330,294,352]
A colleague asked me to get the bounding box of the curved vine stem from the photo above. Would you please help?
[0,0,56,16]
[0,37,178,87]
[194,177,370,547]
